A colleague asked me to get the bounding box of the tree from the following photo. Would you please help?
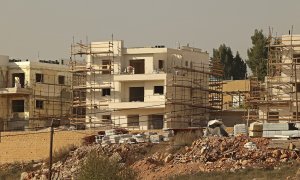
[233,52,247,80]
[246,29,268,81]
[213,44,247,80]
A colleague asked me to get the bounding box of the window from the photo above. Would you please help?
[58,75,65,85]
[148,115,164,129]
[268,112,279,121]
[129,87,144,101]
[36,73,44,83]
[154,86,164,95]
[102,115,111,123]
[293,112,300,120]
[127,115,139,126]
[102,88,111,96]
[296,83,300,92]
[102,60,111,74]
[36,100,44,109]
[12,73,25,88]
[158,60,164,69]
[185,61,188,66]
[129,59,145,74]
[12,100,24,112]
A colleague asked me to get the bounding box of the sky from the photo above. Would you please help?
[0,0,299,61]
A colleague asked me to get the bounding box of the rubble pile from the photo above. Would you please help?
[141,136,300,172]
[22,143,152,180]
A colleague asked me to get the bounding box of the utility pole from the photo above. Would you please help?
[49,119,60,179]
[49,122,54,180]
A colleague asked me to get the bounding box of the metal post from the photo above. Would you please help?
[49,122,54,179]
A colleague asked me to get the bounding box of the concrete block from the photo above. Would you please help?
[263,123,289,131]
[249,131,263,137]
[249,122,263,131]
[234,124,247,136]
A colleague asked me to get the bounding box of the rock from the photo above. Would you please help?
[272,149,281,158]
[241,160,248,166]
[40,174,47,180]
[280,153,288,159]
[20,172,28,180]
[164,154,173,163]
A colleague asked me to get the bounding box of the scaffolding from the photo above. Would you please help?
[247,33,300,122]
[70,38,115,128]
[165,59,223,128]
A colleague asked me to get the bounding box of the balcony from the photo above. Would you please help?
[0,87,31,96]
[114,73,166,82]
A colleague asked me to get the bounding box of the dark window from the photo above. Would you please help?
[185,61,188,66]
[293,112,300,120]
[102,115,111,123]
[36,100,44,109]
[12,73,25,88]
[148,115,164,129]
[36,73,44,83]
[102,60,111,74]
[158,60,164,69]
[58,75,65,85]
[129,59,145,74]
[268,112,279,121]
[154,86,164,95]
[296,83,300,92]
[12,100,24,112]
[102,88,111,96]
[129,87,144,101]
[127,115,139,126]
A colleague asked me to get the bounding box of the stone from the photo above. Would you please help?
[272,149,281,158]
[20,172,28,180]
[280,153,288,159]
[164,154,173,163]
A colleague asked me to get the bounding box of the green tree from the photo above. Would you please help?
[246,29,268,81]
[233,52,247,80]
[213,44,247,80]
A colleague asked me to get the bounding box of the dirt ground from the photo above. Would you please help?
[0,129,95,164]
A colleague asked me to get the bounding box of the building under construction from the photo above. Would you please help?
[0,56,72,131]
[70,39,223,129]
[247,34,300,122]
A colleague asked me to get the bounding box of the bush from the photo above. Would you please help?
[77,151,136,180]
[172,131,201,147]
[46,144,77,165]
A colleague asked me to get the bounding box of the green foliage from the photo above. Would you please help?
[213,44,247,80]
[246,29,268,81]
[77,151,136,180]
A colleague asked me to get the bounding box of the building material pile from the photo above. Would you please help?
[249,122,263,137]
[233,124,247,136]
[263,123,300,138]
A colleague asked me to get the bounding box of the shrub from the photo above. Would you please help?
[77,151,136,180]
[172,131,201,147]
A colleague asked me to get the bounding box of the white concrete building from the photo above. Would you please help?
[0,56,71,130]
[81,41,210,130]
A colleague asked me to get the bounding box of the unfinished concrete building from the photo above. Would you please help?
[248,34,300,122]
[0,56,71,130]
[71,40,222,130]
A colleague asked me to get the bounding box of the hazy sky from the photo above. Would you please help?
[0,0,299,60]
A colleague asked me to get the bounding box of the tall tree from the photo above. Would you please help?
[213,44,247,80]
[246,29,268,81]
[233,52,247,80]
